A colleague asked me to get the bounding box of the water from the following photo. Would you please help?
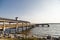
[31,23,60,38]
[4,27,30,34]
[1,23,60,38]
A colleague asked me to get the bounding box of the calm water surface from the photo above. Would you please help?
[31,23,60,38]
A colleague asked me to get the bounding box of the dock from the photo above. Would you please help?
[0,17,32,38]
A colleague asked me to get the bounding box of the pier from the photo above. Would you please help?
[34,24,49,27]
[0,17,51,40]
[0,17,32,38]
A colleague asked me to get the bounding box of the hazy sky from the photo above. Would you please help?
[0,0,60,23]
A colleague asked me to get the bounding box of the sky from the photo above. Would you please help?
[0,0,60,23]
